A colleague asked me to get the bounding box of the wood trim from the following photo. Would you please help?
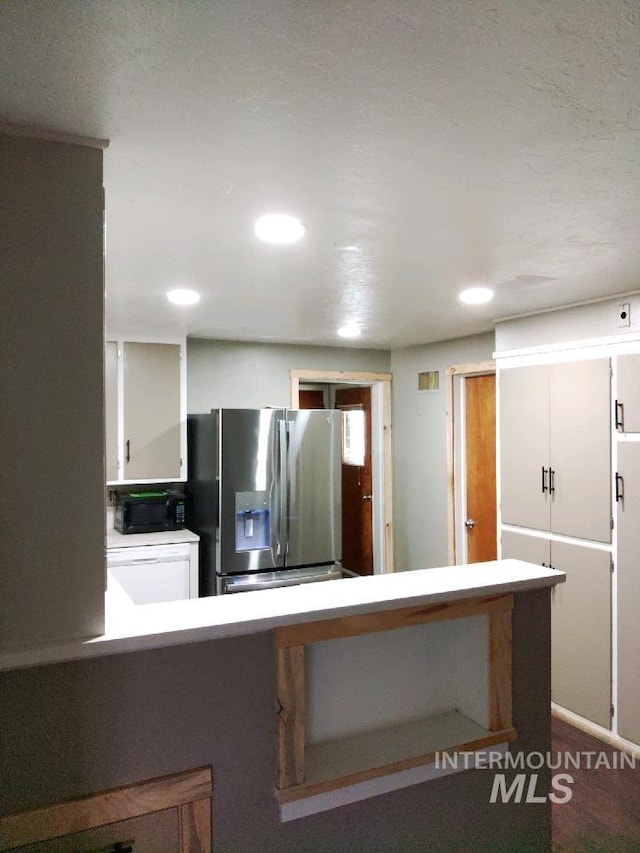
[0,121,110,149]
[445,360,497,565]
[179,798,213,853]
[0,766,213,850]
[275,593,513,648]
[489,609,513,730]
[289,368,394,573]
[290,369,393,384]
[382,374,394,572]
[276,645,306,788]
[277,727,517,803]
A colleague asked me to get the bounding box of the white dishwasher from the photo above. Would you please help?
[107,542,192,605]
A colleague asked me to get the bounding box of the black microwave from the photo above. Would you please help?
[114,490,186,534]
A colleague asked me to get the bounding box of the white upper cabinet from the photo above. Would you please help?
[106,339,186,484]
[616,354,640,434]
[500,359,611,543]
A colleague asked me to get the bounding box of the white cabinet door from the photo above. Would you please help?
[616,442,640,745]
[616,354,640,434]
[500,360,611,542]
[107,544,191,604]
[551,541,611,729]
[499,365,551,531]
[105,340,119,482]
[501,530,612,729]
[123,342,182,481]
[549,360,611,543]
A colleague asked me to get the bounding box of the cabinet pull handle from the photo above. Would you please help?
[549,468,556,494]
[541,466,548,494]
[126,439,131,463]
[615,400,624,431]
[615,472,624,503]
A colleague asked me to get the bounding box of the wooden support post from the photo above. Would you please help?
[489,607,513,731]
[179,798,212,853]
[276,644,306,788]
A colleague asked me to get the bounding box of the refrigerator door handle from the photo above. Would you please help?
[276,419,289,559]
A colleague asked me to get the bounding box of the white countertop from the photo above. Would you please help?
[0,560,564,672]
[106,527,200,549]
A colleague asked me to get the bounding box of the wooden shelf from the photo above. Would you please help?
[275,592,516,806]
[278,710,516,803]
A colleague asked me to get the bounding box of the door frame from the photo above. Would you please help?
[446,360,496,565]
[290,369,394,574]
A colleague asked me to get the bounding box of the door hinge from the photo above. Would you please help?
[611,703,615,719]
[610,557,614,574]
[611,517,614,530]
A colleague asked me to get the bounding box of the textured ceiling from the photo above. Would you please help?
[2,1,640,348]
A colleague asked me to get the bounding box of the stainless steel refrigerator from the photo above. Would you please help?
[187,408,343,594]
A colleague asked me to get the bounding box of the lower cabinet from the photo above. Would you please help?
[616,442,640,745]
[107,542,196,604]
[501,530,611,728]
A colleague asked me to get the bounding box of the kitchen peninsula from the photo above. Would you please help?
[1,561,563,852]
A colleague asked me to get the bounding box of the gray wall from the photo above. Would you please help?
[0,589,552,853]
[391,333,495,571]
[187,338,391,412]
[0,133,105,650]
[495,294,640,352]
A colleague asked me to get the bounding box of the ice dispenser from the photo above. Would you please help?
[235,491,270,552]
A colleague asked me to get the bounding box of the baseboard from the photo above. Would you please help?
[551,702,640,760]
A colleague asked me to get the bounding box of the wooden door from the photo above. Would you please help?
[616,441,640,744]
[335,387,373,575]
[298,388,325,409]
[550,541,611,729]
[123,342,181,481]
[465,374,497,562]
[549,359,611,543]
[499,365,551,531]
[616,354,640,433]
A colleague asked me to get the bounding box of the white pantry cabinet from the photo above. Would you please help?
[615,441,640,745]
[616,354,640,434]
[106,339,186,484]
[501,530,611,729]
[500,359,611,543]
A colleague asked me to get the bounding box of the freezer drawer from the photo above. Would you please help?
[107,543,191,604]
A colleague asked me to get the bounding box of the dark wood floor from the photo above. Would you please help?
[552,716,640,852]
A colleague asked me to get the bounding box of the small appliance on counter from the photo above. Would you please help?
[114,489,186,534]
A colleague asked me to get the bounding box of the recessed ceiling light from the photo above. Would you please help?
[338,324,362,339]
[167,288,200,306]
[254,213,305,244]
[459,286,494,305]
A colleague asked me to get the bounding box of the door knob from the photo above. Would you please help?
[465,518,476,529]
[362,494,372,501]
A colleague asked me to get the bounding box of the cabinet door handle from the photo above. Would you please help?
[615,472,624,503]
[126,439,131,463]
[541,466,548,494]
[615,400,624,431]
[549,468,556,494]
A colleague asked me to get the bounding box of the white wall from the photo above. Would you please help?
[187,338,391,412]
[495,293,640,353]
[391,333,495,571]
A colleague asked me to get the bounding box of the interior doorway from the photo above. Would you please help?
[290,369,393,574]
[298,384,373,575]
[446,361,497,565]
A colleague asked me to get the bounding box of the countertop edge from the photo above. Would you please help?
[0,561,564,672]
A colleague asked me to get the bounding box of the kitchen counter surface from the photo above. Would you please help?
[106,527,200,548]
[0,560,564,672]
